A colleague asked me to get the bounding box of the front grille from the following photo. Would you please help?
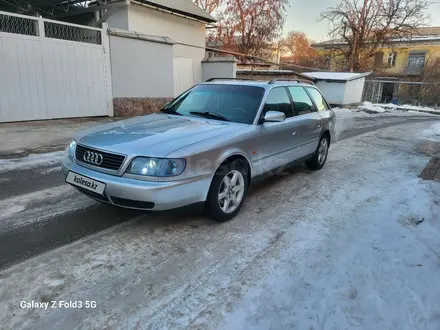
[110,196,155,210]
[75,144,125,171]
[75,187,109,202]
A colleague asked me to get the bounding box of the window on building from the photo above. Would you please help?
[407,54,426,70]
[388,52,397,67]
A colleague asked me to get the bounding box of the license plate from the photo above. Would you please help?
[65,171,106,195]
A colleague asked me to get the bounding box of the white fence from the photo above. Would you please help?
[0,11,113,123]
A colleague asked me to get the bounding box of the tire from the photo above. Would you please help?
[306,134,330,171]
[205,159,249,222]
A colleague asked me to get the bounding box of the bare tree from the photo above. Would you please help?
[420,57,440,106]
[282,31,319,66]
[320,0,429,72]
[192,0,222,14]
[212,0,289,59]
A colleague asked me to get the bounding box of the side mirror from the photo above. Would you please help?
[263,111,286,123]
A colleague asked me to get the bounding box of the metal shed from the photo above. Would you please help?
[304,72,371,106]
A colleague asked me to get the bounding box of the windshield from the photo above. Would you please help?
[163,84,265,124]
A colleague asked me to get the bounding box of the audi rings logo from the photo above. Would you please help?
[83,151,104,165]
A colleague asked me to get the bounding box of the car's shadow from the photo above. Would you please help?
[130,162,312,227]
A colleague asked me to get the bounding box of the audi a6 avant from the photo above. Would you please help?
[61,79,335,221]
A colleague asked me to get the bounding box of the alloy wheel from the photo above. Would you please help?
[218,170,245,214]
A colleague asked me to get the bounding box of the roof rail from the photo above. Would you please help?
[268,78,315,85]
[205,77,253,82]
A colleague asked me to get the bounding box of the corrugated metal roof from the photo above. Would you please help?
[132,0,216,23]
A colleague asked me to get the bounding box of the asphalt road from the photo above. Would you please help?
[0,114,437,271]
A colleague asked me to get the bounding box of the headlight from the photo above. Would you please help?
[127,157,186,177]
[67,140,77,159]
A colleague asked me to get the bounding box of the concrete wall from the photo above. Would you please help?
[107,7,129,30]
[109,33,174,116]
[127,3,206,86]
[109,34,174,98]
[202,56,237,82]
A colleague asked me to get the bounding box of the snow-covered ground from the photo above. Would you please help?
[358,101,440,115]
[1,118,440,329]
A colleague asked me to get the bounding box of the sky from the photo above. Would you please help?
[284,0,440,42]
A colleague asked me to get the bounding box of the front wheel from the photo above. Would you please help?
[205,160,249,222]
[306,135,329,171]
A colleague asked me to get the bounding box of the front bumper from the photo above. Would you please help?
[60,157,211,211]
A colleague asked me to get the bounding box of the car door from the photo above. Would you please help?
[305,86,335,136]
[287,86,322,158]
[255,87,303,175]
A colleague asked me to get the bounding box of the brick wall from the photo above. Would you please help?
[113,97,173,117]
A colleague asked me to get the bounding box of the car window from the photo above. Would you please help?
[306,87,329,112]
[287,86,315,115]
[165,84,265,124]
[263,87,294,118]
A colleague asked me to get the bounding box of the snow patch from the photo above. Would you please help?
[375,103,440,114]
[304,71,370,81]
[0,151,65,173]
[1,205,26,219]
[41,166,62,175]
[44,279,65,288]
[359,101,388,114]
[0,185,95,231]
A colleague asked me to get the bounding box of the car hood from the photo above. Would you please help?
[75,113,242,157]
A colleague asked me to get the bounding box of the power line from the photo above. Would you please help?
[174,41,329,72]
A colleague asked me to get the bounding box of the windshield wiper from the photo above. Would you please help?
[189,111,230,122]
[161,108,182,116]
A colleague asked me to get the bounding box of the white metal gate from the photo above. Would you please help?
[0,11,113,123]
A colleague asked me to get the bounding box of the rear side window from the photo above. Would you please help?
[306,87,329,111]
[263,87,294,118]
[287,87,315,115]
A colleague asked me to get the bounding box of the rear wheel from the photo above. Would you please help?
[205,160,249,222]
[306,135,329,171]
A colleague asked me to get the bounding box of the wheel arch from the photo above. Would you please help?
[321,129,331,146]
[212,152,252,185]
